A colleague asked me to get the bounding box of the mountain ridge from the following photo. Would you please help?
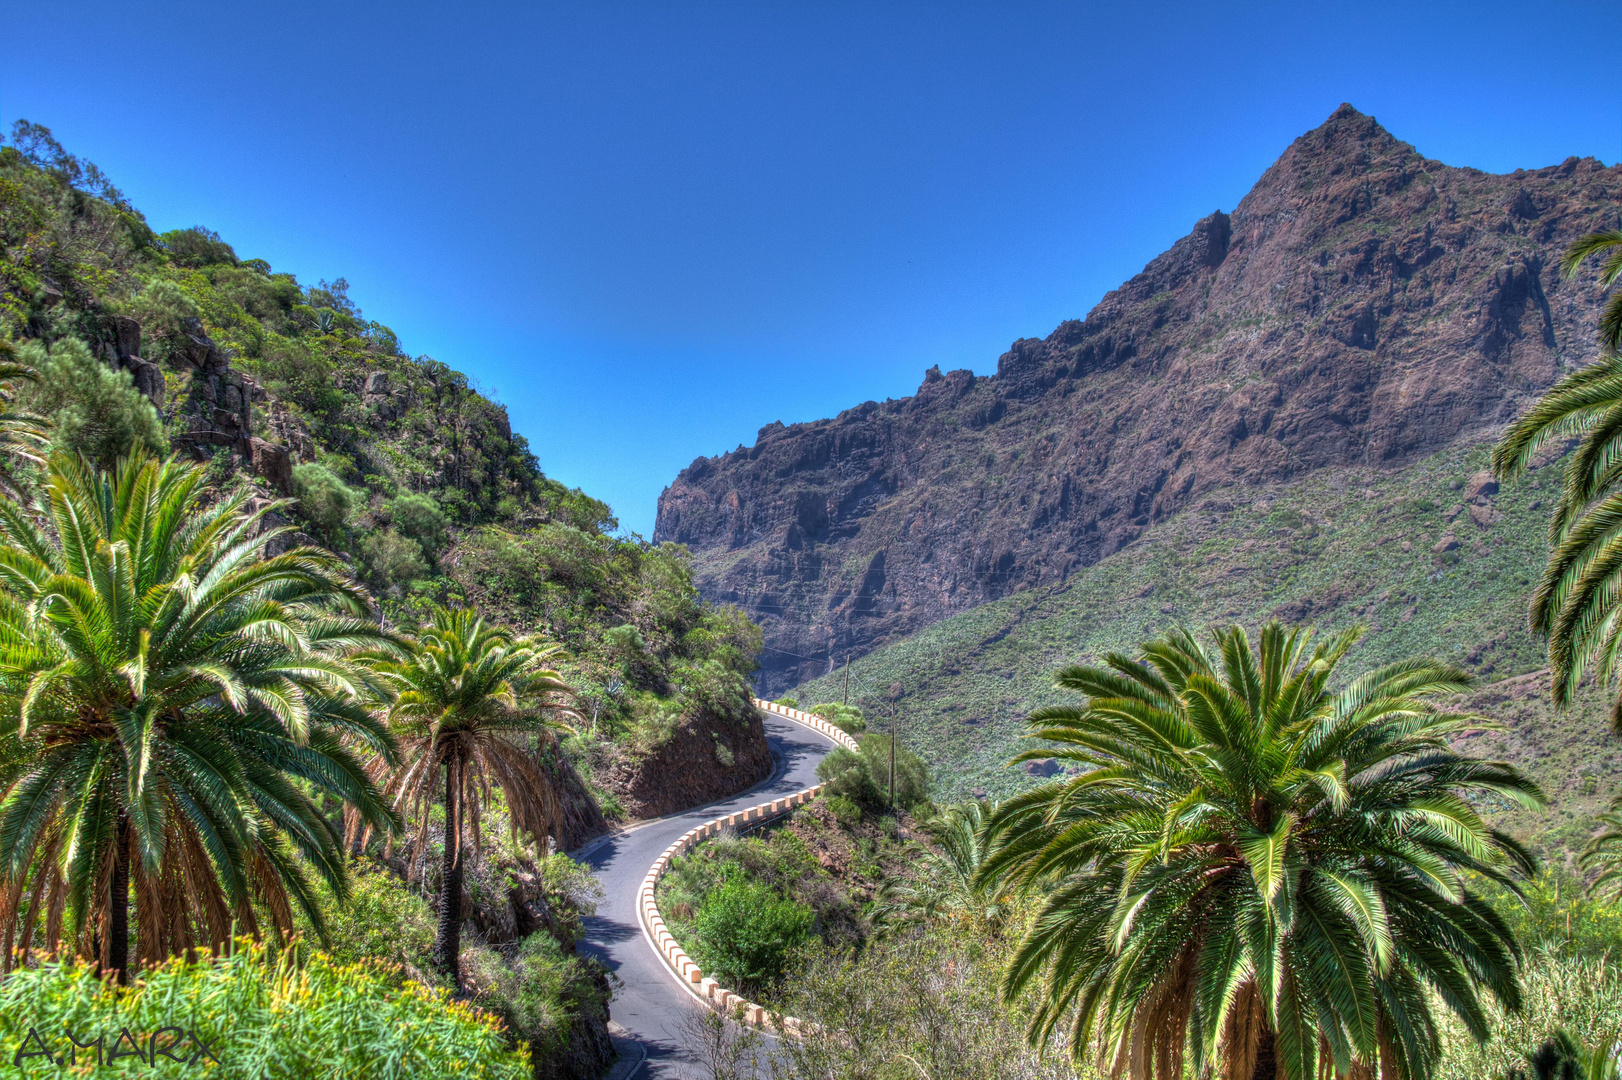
[655,104,1622,694]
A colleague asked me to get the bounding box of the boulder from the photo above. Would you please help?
[1466,471,1499,503]
[179,317,225,371]
[249,438,293,495]
[1432,534,1460,554]
[127,358,164,407]
[111,316,141,360]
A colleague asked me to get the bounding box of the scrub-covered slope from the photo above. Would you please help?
[789,434,1622,860]
[0,121,770,841]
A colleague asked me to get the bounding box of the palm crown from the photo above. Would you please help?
[0,340,47,496]
[355,605,576,981]
[979,623,1543,1080]
[874,799,1012,935]
[0,453,398,979]
[1493,229,1622,720]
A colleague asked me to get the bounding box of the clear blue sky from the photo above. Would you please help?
[5,1,1619,535]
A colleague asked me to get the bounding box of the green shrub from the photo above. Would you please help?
[604,623,648,668]
[1266,506,1305,530]
[363,527,428,587]
[122,277,200,362]
[810,702,867,734]
[314,862,436,976]
[19,336,166,469]
[292,462,359,541]
[824,794,864,827]
[681,604,763,677]
[255,339,341,418]
[0,942,529,1079]
[537,853,604,947]
[461,932,608,1068]
[815,734,931,812]
[161,226,239,268]
[687,876,814,994]
[675,658,756,725]
[659,833,819,924]
[390,492,449,558]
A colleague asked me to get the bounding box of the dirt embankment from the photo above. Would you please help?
[601,707,773,819]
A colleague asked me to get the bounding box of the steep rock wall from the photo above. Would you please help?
[655,104,1622,693]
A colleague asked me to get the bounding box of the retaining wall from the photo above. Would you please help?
[636,698,861,1034]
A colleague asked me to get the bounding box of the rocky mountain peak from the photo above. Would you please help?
[656,111,1622,694]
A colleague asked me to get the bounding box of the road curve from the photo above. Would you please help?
[574,708,841,1078]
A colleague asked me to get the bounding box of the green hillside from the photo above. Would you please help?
[792,435,1621,857]
[0,122,767,832]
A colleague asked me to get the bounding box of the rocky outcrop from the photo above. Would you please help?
[601,706,773,819]
[101,313,293,492]
[655,104,1622,693]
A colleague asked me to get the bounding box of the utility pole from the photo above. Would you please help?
[886,682,903,833]
[842,659,850,707]
[889,700,897,813]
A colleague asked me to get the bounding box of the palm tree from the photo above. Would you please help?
[355,606,576,984]
[0,452,398,982]
[1580,797,1622,902]
[1510,1028,1622,1080]
[1493,229,1622,722]
[978,623,1544,1080]
[0,339,48,495]
[1562,230,1622,356]
[873,799,1011,935]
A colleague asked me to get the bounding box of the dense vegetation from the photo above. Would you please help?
[0,120,771,1079]
[0,120,764,819]
[0,942,532,1080]
[657,793,928,999]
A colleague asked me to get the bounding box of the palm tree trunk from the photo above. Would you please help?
[108,810,130,985]
[432,757,463,986]
[1250,1026,1277,1080]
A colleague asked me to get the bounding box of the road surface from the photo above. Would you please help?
[575,708,839,1077]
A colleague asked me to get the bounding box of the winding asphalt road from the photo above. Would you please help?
[574,709,840,1078]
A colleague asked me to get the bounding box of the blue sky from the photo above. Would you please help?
[5,1,1620,535]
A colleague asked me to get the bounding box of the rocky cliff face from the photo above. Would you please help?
[654,105,1622,693]
[99,313,293,492]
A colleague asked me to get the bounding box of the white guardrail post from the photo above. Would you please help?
[636,698,860,1034]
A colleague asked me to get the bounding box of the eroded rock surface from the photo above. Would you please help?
[655,104,1622,693]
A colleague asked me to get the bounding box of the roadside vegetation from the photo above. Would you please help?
[0,121,770,1078]
[656,221,1622,1080]
[654,731,931,1000]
